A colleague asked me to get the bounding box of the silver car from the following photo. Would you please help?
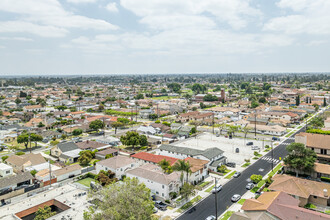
[231,194,241,202]
[205,215,216,220]
[211,184,222,193]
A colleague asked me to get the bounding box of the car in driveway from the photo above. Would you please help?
[205,215,216,220]
[154,201,167,211]
[251,146,260,150]
[246,182,254,190]
[231,194,241,202]
[226,162,236,168]
[211,184,223,193]
[233,172,241,178]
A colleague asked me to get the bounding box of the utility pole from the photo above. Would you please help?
[29,131,31,153]
[212,113,214,134]
[214,177,218,219]
[254,110,257,138]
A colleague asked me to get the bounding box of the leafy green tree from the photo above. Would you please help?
[312,104,319,111]
[72,128,83,136]
[55,105,67,111]
[134,93,144,100]
[34,205,56,220]
[173,160,191,183]
[15,98,22,105]
[227,125,239,137]
[296,95,300,106]
[180,182,196,200]
[323,97,327,107]
[120,131,148,150]
[251,100,259,108]
[203,94,218,101]
[89,120,105,132]
[250,174,262,183]
[78,150,94,166]
[111,121,124,134]
[37,122,45,128]
[117,118,130,124]
[167,83,181,93]
[30,169,37,176]
[258,97,266,103]
[309,116,324,129]
[30,133,43,147]
[17,133,29,149]
[148,114,158,120]
[262,83,271,90]
[95,170,117,186]
[192,83,207,94]
[217,165,227,173]
[84,178,154,220]
[190,127,196,134]
[283,143,317,176]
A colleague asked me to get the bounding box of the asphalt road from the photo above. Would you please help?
[177,126,305,220]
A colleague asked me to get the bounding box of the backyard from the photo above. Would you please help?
[76,177,94,187]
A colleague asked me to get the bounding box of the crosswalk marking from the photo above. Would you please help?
[261,156,279,164]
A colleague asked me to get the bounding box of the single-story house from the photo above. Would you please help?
[95,148,119,160]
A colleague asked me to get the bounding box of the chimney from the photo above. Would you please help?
[324,189,328,197]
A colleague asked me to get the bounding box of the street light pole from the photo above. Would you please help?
[271,140,274,172]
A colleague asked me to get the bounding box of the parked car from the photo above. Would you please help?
[272,137,280,141]
[251,146,260,150]
[246,182,254,190]
[188,207,196,213]
[231,194,241,202]
[153,207,158,213]
[211,184,223,193]
[42,138,49,143]
[246,142,253,146]
[226,162,236,168]
[154,201,167,211]
[235,148,239,153]
[233,172,241,178]
[205,215,216,220]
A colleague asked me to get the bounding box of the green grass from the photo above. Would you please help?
[268,164,283,177]
[44,150,50,155]
[237,199,246,205]
[253,157,259,160]
[264,148,270,152]
[257,180,266,188]
[250,187,259,193]
[205,185,215,193]
[241,162,251,168]
[285,132,294,137]
[198,181,211,188]
[304,203,317,209]
[220,211,234,220]
[225,171,236,179]
[263,187,271,192]
[76,177,94,187]
[151,96,179,100]
[321,176,330,183]
[177,195,202,213]
[325,210,330,214]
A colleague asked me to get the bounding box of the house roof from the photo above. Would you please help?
[296,132,330,150]
[159,144,224,160]
[96,148,118,156]
[75,140,108,150]
[314,163,330,175]
[131,152,178,166]
[269,174,330,199]
[96,155,137,169]
[241,191,330,220]
[56,142,79,153]
[6,153,46,167]
[184,157,209,173]
[24,105,42,109]
[126,163,181,185]
[53,164,81,176]
[0,172,33,189]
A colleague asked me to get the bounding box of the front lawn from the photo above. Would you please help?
[268,164,283,177]
[205,185,215,193]
[225,171,236,179]
[76,177,94,187]
[176,195,202,213]
[237,199,246,205]
[220,211,234,220]
[198,181,211,188]
[241,162,251,168]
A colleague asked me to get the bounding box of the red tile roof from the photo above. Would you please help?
[131,152,178,165]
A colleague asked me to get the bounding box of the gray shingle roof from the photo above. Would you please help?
[159,144,224,160]
[57,142,79,153]
[0,172,33,189]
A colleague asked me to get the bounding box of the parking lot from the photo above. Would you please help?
[173,132,271,165]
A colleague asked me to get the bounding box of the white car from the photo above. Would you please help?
[205,215,216,220]
[231,194,241,202]
[211,184,223,193]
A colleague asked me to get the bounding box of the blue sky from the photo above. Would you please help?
[0,0,330,75]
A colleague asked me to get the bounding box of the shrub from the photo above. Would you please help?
[16,151,25,156]
[244,159,250,163]
[1,156,9,162]
[254,151,259,156]
[250,174,263,183]
[169,192,177,199]
[217,165,227,173]
[265,145,270,148]
[30,170,37,176]
[50,140,59,146]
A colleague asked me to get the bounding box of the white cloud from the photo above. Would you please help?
[120,0,261,30]
[0,0,118,37]
[106,2,118,13]
[0,21,68,37]
[264,0,330,35]
[0,37,33,41]
[67,0,97,3]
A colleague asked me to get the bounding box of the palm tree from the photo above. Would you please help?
[158,159,172,174]
[242,126,252,145]
[173,160,191,183]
